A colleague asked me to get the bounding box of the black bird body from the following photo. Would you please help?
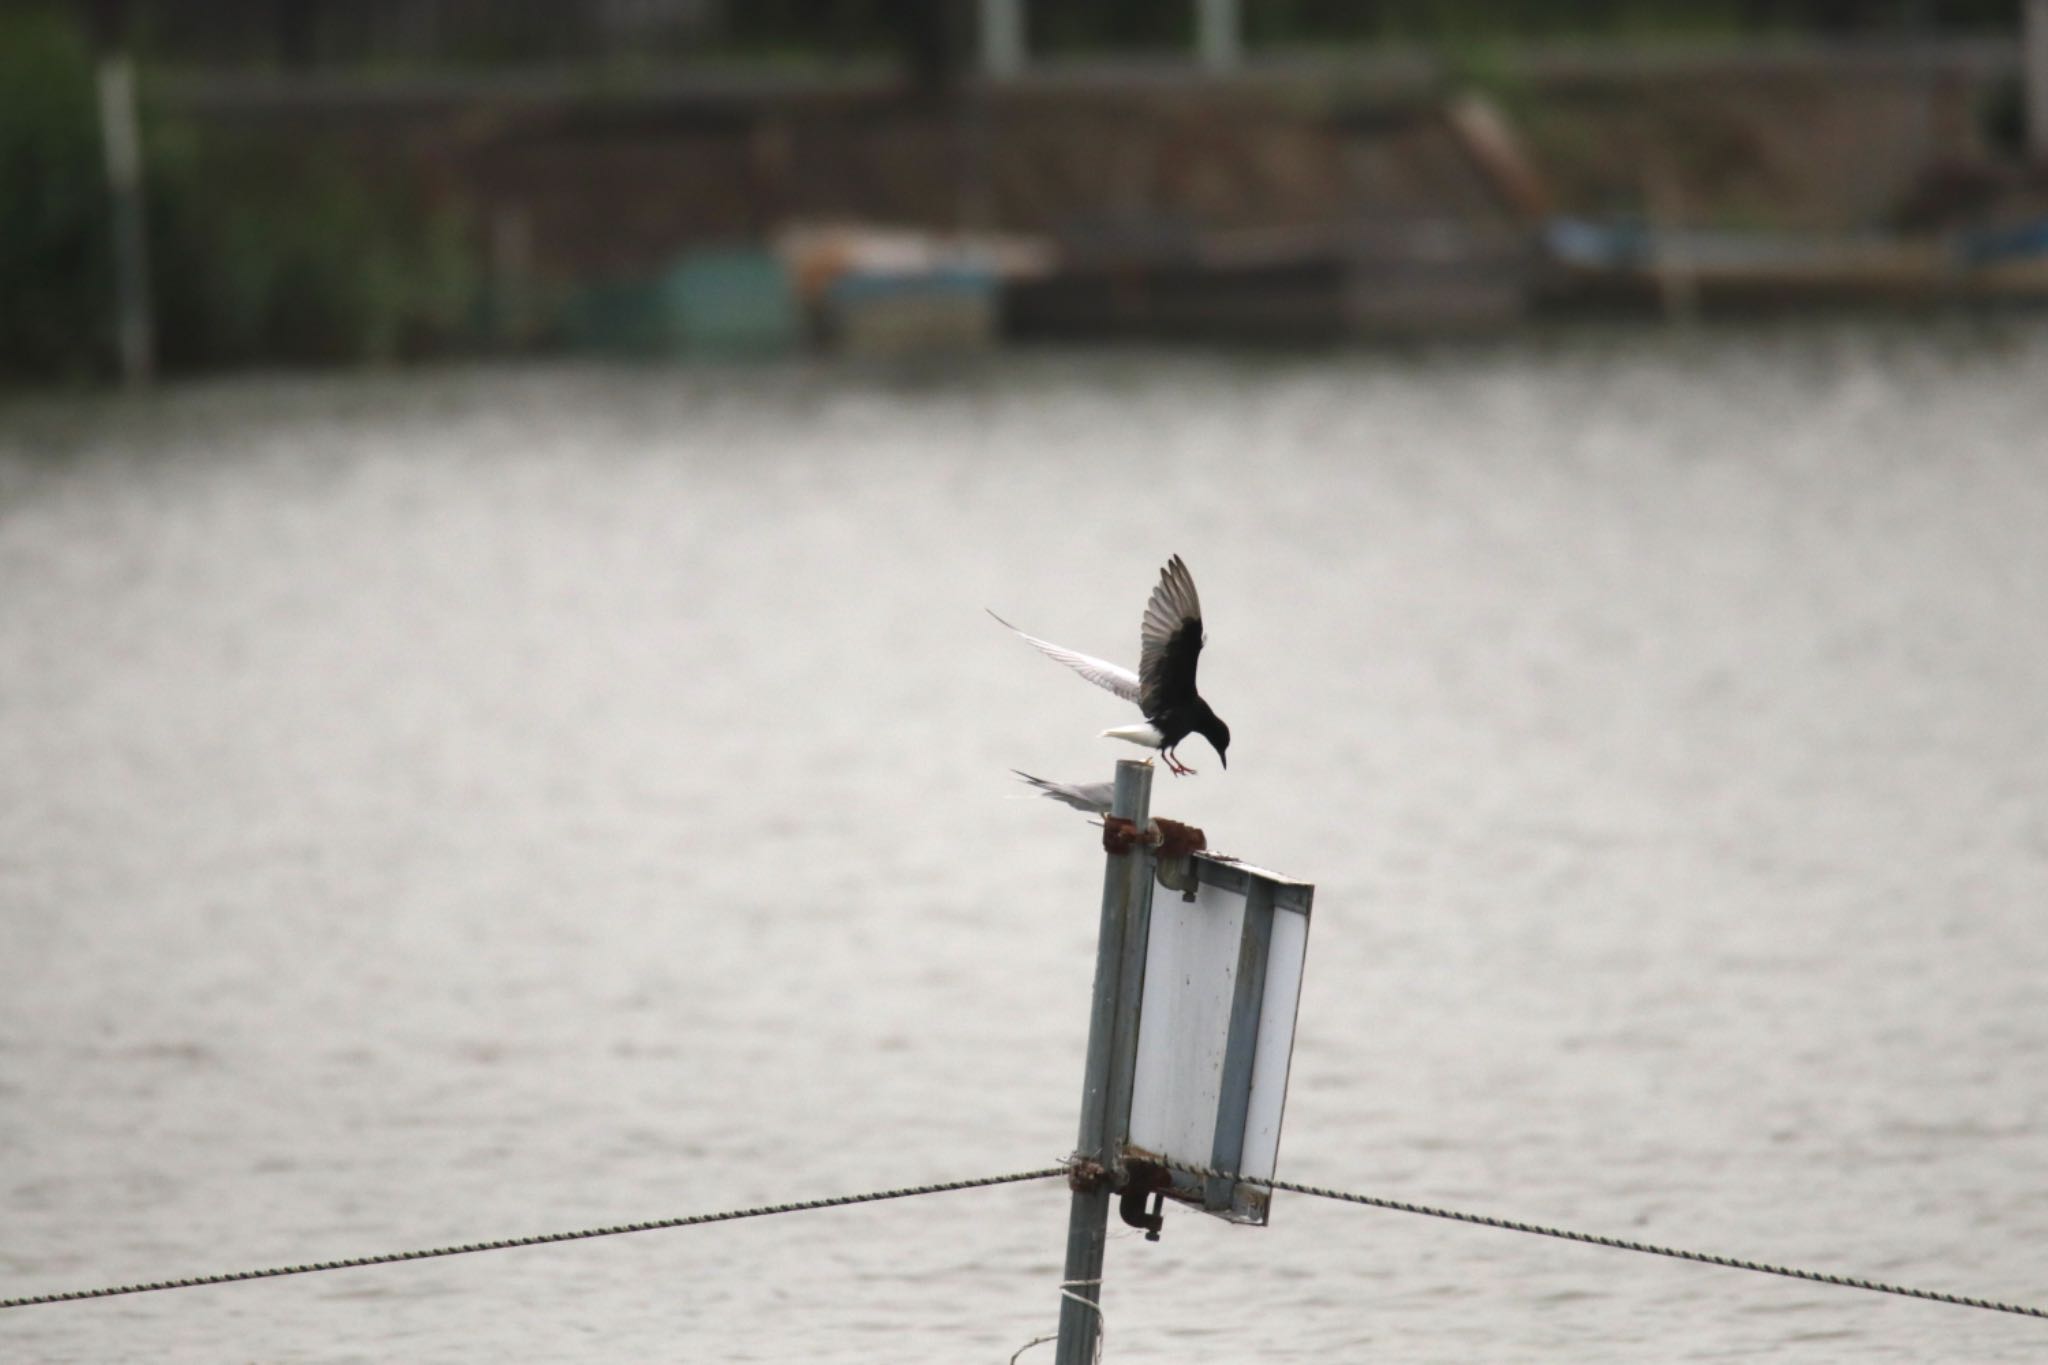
[991,554,1230,775]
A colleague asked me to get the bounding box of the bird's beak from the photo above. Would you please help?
[1219,752,1228,769]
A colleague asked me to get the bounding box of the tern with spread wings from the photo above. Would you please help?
[990,554,1230,776]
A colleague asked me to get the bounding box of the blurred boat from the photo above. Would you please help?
[1958,216,2048,265]
[1004,218,1533,343]
[778,222,1051,357]
[822,269,1000,358]
[1540,217,2048,314]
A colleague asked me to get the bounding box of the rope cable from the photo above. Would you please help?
[1208,1166,2048,1322]
[8,1158,2045,1327]
[0,1166,1065,1312]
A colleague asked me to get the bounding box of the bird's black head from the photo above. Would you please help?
[1200,715,1231,770]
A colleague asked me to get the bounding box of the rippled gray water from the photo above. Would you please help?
[4,330,2047,1361]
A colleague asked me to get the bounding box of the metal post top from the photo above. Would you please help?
[1110,758,1154,823]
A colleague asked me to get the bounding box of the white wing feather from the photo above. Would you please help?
[1011,770,1116,814]
[986,609,1141,704]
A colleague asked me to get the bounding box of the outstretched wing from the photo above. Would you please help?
[1137,555,1205,720]
[987,609,1141,703]
[1011,770,1115,815]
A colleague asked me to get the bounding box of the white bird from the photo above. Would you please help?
[1011,769,1115,815]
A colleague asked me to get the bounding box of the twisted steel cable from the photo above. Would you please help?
[1227,1167,2048,1321]
[10,1159,2046,1327]
[0,1166,1066,1311]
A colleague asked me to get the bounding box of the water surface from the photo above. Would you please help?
[4,331,2047,1360]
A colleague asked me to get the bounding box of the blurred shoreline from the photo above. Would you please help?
[9,7,2048,383]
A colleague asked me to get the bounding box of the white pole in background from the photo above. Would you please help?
[1196,0,1241,73]
[97,54,155,387]
[2026,0,2048,160]
[979,0,1025,79]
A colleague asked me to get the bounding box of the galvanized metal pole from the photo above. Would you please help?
[1055,758,1154,1365]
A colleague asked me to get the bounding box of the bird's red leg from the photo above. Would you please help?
[1163,748,1196,776]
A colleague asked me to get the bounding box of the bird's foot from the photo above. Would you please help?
[1163,752,1196,776]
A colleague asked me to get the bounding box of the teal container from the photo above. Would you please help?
[661,249,800,356]
[568,249,799,358]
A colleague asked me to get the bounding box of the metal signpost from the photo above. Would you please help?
[1054,760,1155,1364]
[1054,759,1314,1364]
[1126,851,1313,1224]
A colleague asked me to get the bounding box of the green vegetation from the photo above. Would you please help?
[0,7,482,382]
[0,11,116,382]
[148,133,480,370]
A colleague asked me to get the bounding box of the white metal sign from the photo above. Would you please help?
[1124,852,1313,1225]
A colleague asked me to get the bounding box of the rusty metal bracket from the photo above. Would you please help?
[1066,1156,1114,1194]
[1118,1159,1174,1242]
[1103,815,1209,897]
[1153,818,1207,899]
[1102,816,1206,858]
[1153,819,1206,859]
[1100,815,1143,856]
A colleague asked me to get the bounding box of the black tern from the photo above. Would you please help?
[989,554,1230,776]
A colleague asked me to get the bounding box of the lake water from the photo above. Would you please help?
[4,329,2047,1361]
